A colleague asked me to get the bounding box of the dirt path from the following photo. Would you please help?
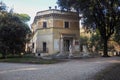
[0,57,120,80]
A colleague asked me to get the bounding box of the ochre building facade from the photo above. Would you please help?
[31,9,80,55]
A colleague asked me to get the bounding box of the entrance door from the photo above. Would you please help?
[43,42,47,52]
[63,39,70,52]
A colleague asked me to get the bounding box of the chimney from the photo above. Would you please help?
[49,6,51,10]
[55,6,57,9]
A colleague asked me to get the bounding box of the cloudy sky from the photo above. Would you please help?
[3,0,57,26]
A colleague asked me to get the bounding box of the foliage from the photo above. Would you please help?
[114,26,120,44]
[0,3,31,58]
[57,0,120,56]
[90,31,103,51]
[14,13,31,23]
[80,35,89,51]
[80,36,89,45]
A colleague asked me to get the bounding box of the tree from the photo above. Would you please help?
[114,24,120,44]
[57,0,120,57]
[14,13,30,23]
[90,31,103,52]
[0,3,31,58]
[80,36,89,51]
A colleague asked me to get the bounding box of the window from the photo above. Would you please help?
[32,43,34,49]
[43,42,47,52]
[64,21,69,28]
[43,22,47,28]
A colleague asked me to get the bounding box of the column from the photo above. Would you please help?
[73,39,75,52]
[60,38,63,54]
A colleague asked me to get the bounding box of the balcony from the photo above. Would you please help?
[36,48,49,53]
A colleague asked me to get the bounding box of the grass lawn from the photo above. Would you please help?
[0,56,62,64]
[94,63,120,80]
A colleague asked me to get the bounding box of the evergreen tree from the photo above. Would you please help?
[0,2,31,58]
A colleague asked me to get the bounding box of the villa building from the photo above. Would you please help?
[31,9,80,56]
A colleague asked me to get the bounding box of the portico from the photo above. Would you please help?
[59,34,76,54]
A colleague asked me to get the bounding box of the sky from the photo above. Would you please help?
[2,0,57,26]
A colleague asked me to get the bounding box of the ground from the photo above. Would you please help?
[94,61,120,80]
[0,57,120,80]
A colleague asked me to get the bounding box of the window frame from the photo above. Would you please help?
[43,42,47,52]
[64,21,70,28]
[43,21,47,28]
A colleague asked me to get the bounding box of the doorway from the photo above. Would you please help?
[63,39,70,52]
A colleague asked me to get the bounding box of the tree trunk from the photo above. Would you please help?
[102,39,109,57]
[2,49,7,59]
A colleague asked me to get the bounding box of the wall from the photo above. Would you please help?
[31,9,80,55]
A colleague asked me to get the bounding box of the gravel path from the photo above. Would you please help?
[0,57,120,80]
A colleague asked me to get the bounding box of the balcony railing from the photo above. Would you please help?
[36,48,49,53]
[36,9,78,17]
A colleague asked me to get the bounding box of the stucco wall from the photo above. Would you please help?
[36,33,54,54]
[31,9,80,55]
